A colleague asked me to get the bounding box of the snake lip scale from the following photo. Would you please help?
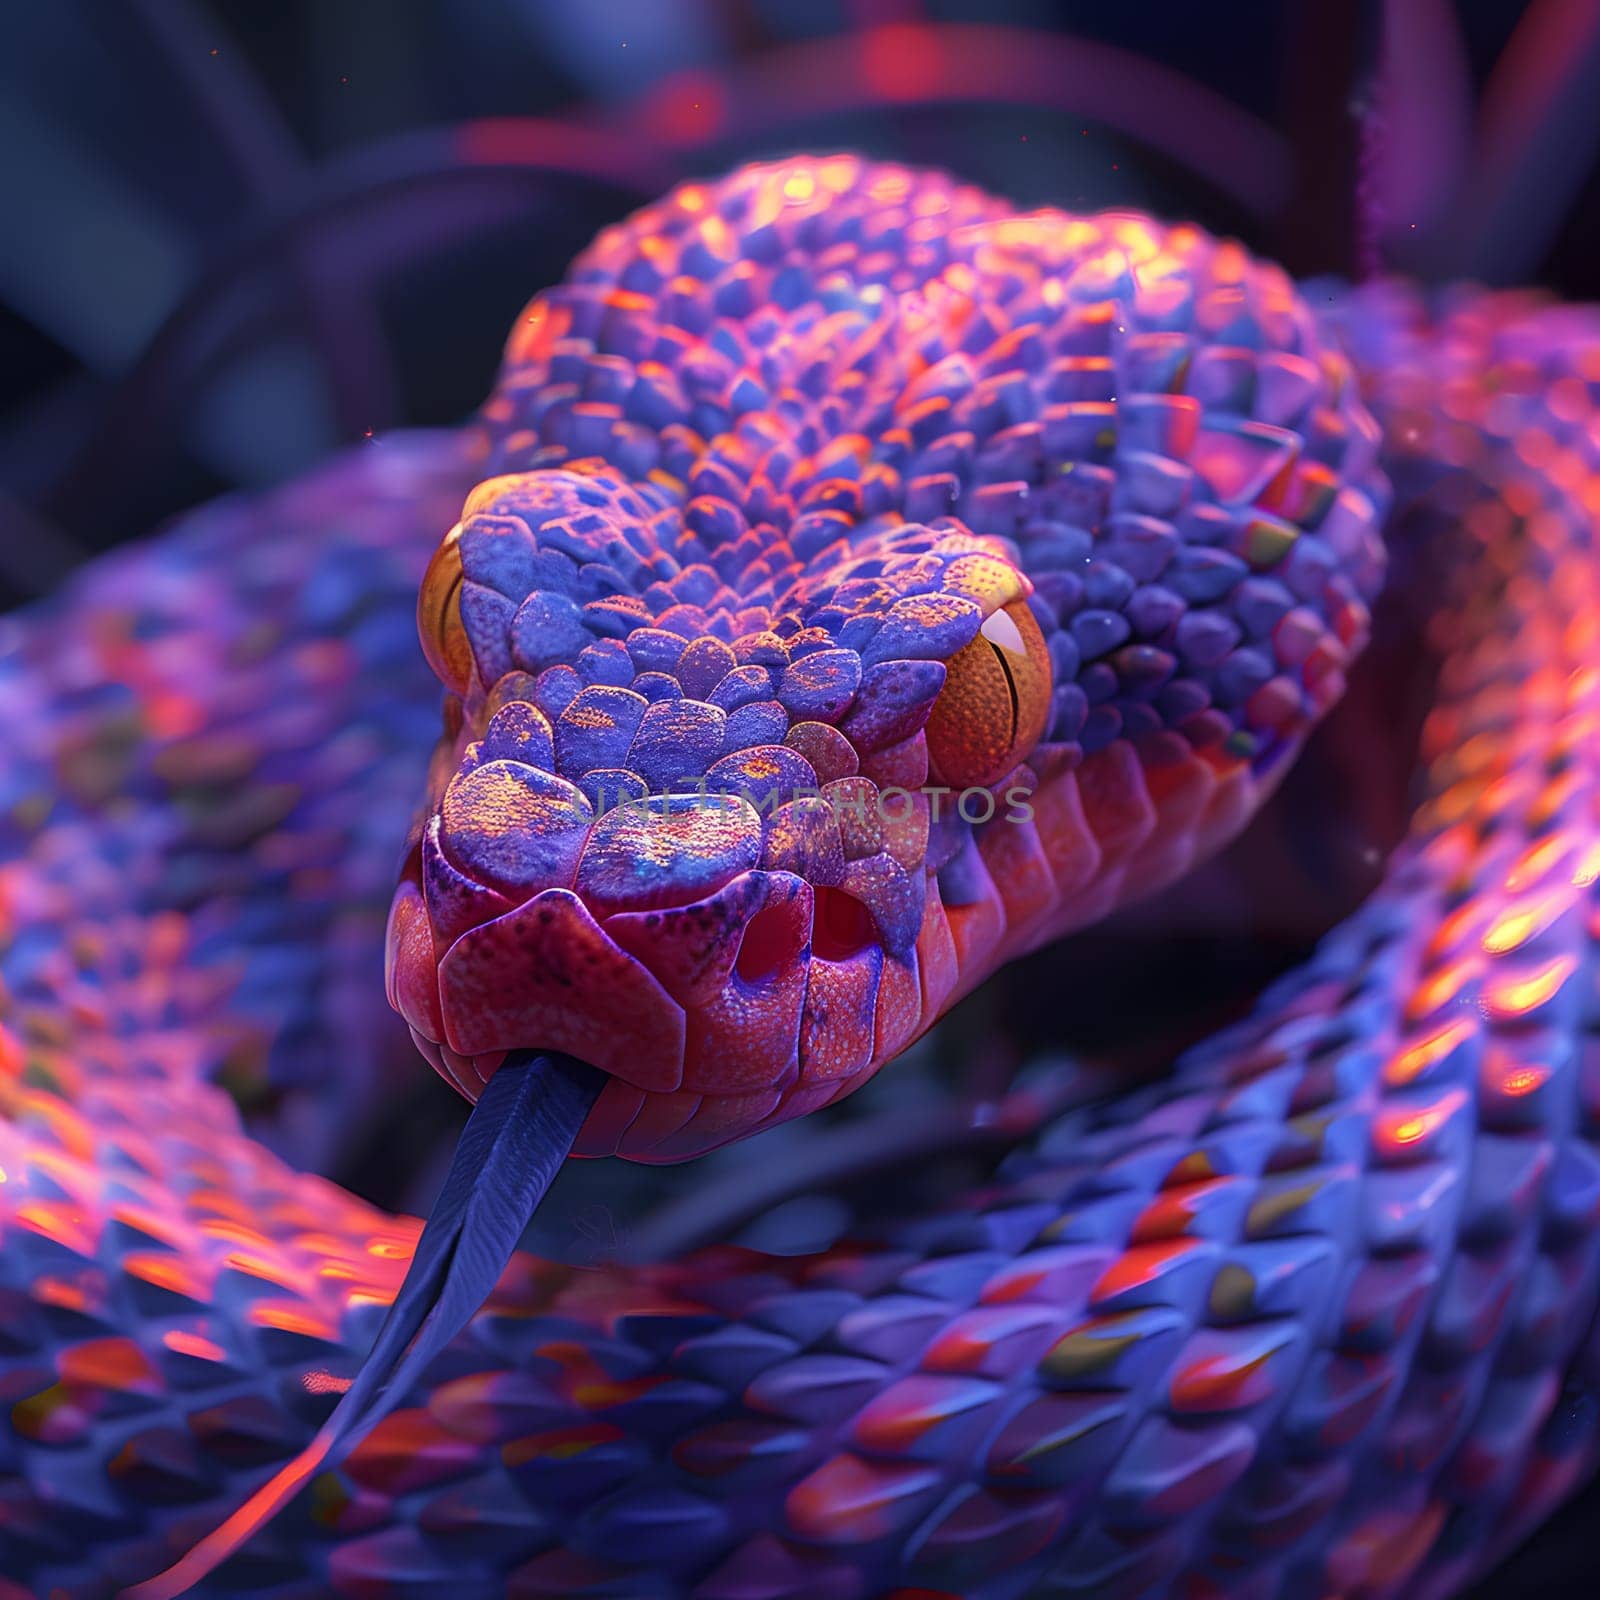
[3,155,1599,1598]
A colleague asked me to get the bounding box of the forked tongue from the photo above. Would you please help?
[123,1050,603,1599]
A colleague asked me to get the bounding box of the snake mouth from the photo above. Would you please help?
[388,848,930,1159]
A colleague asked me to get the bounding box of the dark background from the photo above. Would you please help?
[4,0,1600,608]
[4,2,1600,1593]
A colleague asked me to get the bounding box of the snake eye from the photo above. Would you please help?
[925,600,1053,789]
[418,525,473,695]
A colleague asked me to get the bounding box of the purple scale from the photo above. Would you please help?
[722,700,790,754]
[1171,608,1241,665]
[707,745,818,812]
[577,1486,729,1566]
[575,641,635,689]
[1111,646,1177,697]
[1117,702,1163,739]
[964,480,1032,536]
[676,636,737,699]
[1112,451,1191,519]
[534,664,582,719]
[1126,584,1185,638]
[624,370,688,430]
[714,267,759,319]
[628,699,728,788]
[459,581,517,683]
[1117,394,1201,457]
[626,628,688,677]
[791,510,853,562]
[837,658,945,752]
[578,768,649,813]
[973,424,1044,483]
[1082,562,1136,611]
[1214,648,1274,708]
[1254,350,1322,427]
[478,701,557,769]
[1080,662,1119,706]
[583,595,652,639]
[860,594,981,669]
[631,672,682,703]
[1070,609,1132,662]
[1119,330,1193,393]
[1270,607,1327,669]
[1042,402,1117,463]
[1048,630,1082,683]
[1033,571,1085,625]
[1281,534,1339,603]
[837,613,882,656]
[684,497,746,549]
[710,665,775,712]
[1078,704,1124,755]
[511,592,591,673]
[554,686,648,779]
[1155,679,1211,723]
[1233,576,1296,638]
[778,650,863,722]
[439,760,592,891]
[1168,546,1248,604]
[459,515,538,597]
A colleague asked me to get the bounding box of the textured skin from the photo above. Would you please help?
[3,161,1600,1598]
[391,159,1387,1159]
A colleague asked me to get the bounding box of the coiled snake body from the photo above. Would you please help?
[4,158,1600,1598]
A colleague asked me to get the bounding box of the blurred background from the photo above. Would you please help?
[5,0,1600,610]
[4,3,1600,1590]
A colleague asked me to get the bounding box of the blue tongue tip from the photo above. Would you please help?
[122,1050,604,1600]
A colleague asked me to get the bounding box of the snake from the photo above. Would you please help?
[4,154,1600,1599]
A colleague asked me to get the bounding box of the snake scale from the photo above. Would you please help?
[4,156,1600,1598]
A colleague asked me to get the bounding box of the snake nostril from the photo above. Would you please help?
[735,900,808,983]
[811,885,877,963]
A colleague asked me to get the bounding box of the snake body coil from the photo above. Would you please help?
[3,159,1599,1598]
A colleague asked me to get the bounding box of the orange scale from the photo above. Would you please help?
[162,1330,226,1364]
[977,807,1057,940]
[502,1421,625,1469]
[1088,1237,1207,1305]
[1076,742,1158,865]
[1482,888,1572,955]
[58,1336,160,1394]
[1506,830,1580,892]
[786,1452,943,1545]
[873,955,923,1063]
[1383,1018,1476,1089]
[680,963,807,1097]
[942,866,1006,978]
[1029,769,1103,897]
[798,949,881,1086]
[1373,1088,1470,1161]
[1483,953,1578,1021]
[342,1407,482,1497]
[247,1301,339,1341]
[1130,1177,1243,1243]
[218,1250,311,1296]
[123,1252,212,1303]
[913,890,961,1025]
[1403,955,1482,1024]
[16,1201,96,1258]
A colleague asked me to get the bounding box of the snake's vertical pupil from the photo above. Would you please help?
[926,598,1053,790]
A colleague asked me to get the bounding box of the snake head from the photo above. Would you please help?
[387,166,1391,1162]
[388,461,1062,1160]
